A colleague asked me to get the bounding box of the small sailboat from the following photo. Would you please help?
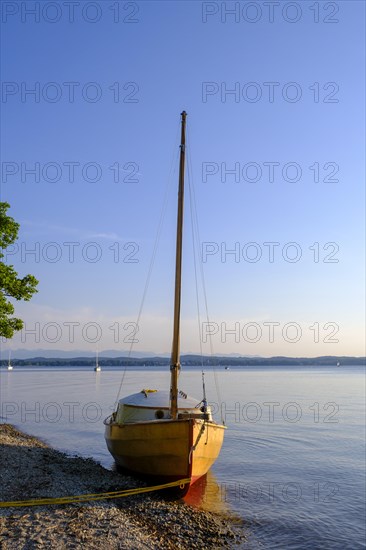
[104,112,226,493]
[7,351,13,370]
[336,361,340,367]
[94,349,101,372]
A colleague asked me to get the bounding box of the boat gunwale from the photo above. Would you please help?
[104,416,227,429]
[118,403,203,411]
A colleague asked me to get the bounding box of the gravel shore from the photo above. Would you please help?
[0,424,243,549]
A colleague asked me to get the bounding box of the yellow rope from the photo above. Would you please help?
[0,478,191,508]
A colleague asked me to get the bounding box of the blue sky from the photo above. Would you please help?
[1,0,365,357]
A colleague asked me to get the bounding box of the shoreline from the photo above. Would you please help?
[0,424,243,549]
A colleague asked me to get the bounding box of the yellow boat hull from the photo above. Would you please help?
[104,418,225,486]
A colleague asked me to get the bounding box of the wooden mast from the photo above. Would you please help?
[170,110,187,419]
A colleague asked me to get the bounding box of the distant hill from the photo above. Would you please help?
[1,354,365,367]
[1,348,263,360]
[1,348,165,360]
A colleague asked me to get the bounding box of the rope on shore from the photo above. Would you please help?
[0,478,192,508]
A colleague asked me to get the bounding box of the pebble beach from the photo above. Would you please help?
[0,424,243,549]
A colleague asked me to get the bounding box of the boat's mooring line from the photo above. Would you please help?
[0,478,192,508]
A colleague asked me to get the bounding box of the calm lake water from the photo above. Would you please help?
[1,365,365,549]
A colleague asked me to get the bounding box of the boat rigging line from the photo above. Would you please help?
[113,122,181,410]
[186,126,224,424]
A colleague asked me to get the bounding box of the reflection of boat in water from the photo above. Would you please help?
[104,112,226,495]
[184,470,230,514]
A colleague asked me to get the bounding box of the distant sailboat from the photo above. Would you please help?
[104,112,226,494]
[7,351,13,370]
[94,349,101,372]
[336,361,340,367]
